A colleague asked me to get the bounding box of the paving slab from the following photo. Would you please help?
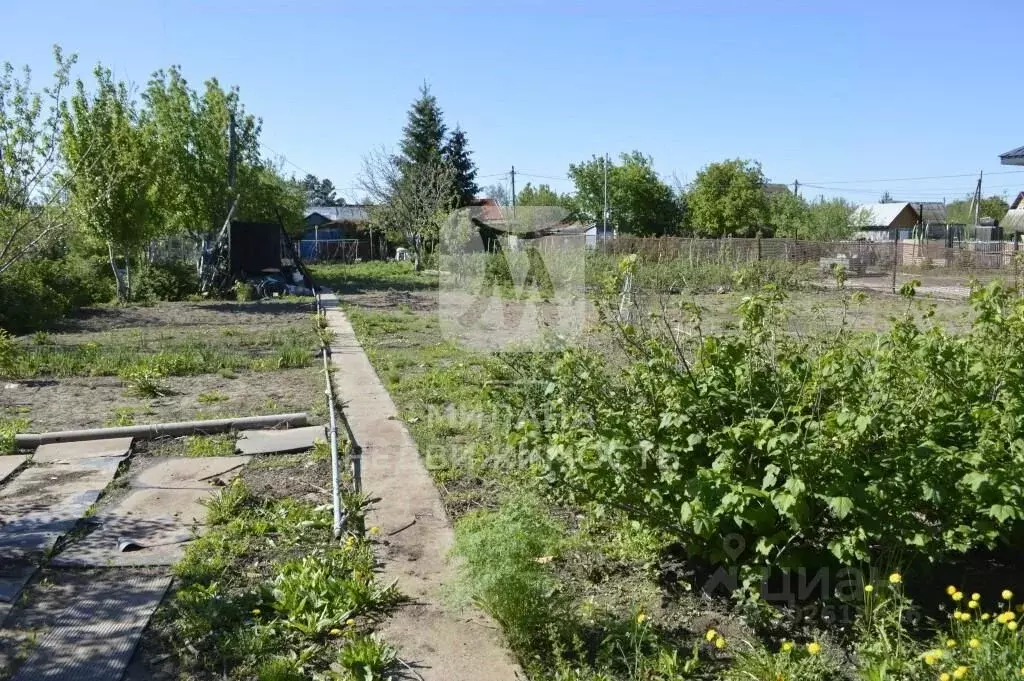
[235,426,325,455]
[0,455,28,484]
[33,437,133,464]
[53,456,249,567]
[0,458,124,560]
[9,571,171,681]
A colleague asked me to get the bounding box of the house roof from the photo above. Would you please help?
[764,183,792,196]
[1011,192,1024,210]
[908,201,947,223]
[1003,209,1024,232]
[304,205,370,223]
[1000,146,1024,166]
[466,198,505,223]
[851,202,920,227]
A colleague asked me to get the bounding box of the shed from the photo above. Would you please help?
[1003,209,1024,233]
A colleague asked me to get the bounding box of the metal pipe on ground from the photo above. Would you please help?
[14,413,309,449]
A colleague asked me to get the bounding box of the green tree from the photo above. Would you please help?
[517,182,566,208]
[567,152,682,235]
[299,173,344,206]
[687,159,768,237]
[61,66,155,300]
[0,46,77,275]
[947,195,1009,224]
[483,183,509,207]
[806,196,857,240]
[444,126,478,207]
[399,83,446,168]
[767,190,810,238]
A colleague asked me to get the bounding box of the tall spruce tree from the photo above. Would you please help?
[444,126,479,207]
[399,83,447,168]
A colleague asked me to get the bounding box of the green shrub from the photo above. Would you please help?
[135,260,200,301]
[502,281,1024,583]
[449,494,566,653]
[234,280,255,302]
[0,256,114,333]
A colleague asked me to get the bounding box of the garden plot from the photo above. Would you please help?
[1,298,324,437]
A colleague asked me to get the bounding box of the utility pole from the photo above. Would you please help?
[510,165,516,218]
[603,153,609,233]
[793,179,799,197]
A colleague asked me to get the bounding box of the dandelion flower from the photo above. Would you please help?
[1010,621,1019,632]
[947,585,958,596]
[968,600,979,609]
[251,608,261,616]
[969,638,981,649]
[329,628,342,636]
[781,641,793,652]
[889,572,902,584]
[715,636,727,649]
[346,618,355,626]
[946,639,957,648]
[1004,590,1015,601]
[807,642,822,656]
[962,613,972,622]
[940,674,950,681]
[953,666,968,679]
[924,653,937,665]
[953,591,964,602]
[864,584,874,593]
[705,628,717,642]
[636,613,647,624]
[972,593,981,601]
[982,613,990,621]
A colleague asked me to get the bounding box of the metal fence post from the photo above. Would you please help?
[891,230,899,294]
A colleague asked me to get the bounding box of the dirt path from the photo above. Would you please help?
[321,294,520,681]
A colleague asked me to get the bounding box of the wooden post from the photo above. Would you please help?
[891,229,899,294]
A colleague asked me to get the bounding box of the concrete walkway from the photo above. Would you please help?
[321,294,520,681]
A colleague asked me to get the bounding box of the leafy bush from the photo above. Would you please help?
[502,281,1024,581]
[0,256,114,333]
[135,260,200,301]
[331,634,397,680]
[449,494,566,652]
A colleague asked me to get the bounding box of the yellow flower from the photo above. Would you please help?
[1008,612,1018,622]
[969,638,981,649]
[715,636,727,649]
[953,666,968,679]
[1009,621,1019,632]
[369,526,381,535]
[999,612,1012,624]
[924,653,937,665]
[329,628,342,636]
[705,629,718,642]
[636,613,647,624]
[346,618,355,626]
[961,613,972,622]
[982,613,990,621]
[251,608,261,616]
[953,591,965,602]
[807,642,822,656]
[1004,590,1015,601]
[968,600,979,609]
[781,641,793,652]
[971,593,981,602]
[889,572,902,584]
[946,639,957,648]
[864,584,874,593]
[940,674,950,681]
[947,585,958,596]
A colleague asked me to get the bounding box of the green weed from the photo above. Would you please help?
[331,634,397,680]
[202,479,253,525]
[197,390,228,404]
[119,366,170,397]
[185,434,236,458]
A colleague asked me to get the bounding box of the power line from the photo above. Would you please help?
[257,141,316,178]
[800,169,1024,185]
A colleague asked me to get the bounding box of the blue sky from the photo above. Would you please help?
[7,0,1024,205]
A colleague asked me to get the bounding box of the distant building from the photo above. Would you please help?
[1000,146,1024,166]
[300,205,376,261]
[849,202,920,240]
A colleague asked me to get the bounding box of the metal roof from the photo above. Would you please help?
[1003,208,1024,232]
[1000,146,1024,166]
[304,205,370,222]
[850,202,919,227]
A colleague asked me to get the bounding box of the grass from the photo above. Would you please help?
[147,480,400,680]
[311,261,438,293]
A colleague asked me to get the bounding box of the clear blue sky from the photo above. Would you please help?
[7,0,1023,205]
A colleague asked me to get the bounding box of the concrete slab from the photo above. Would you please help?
[0,458,124,561]
[235,425,325,455]
[54,456,249,567]
[0,455,27,484]
[321,294,520,681]
[9,571,171,681]
[33,437,133,464]
[132,456,250,490]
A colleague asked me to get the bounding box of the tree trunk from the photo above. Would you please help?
[107,242,127,303]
